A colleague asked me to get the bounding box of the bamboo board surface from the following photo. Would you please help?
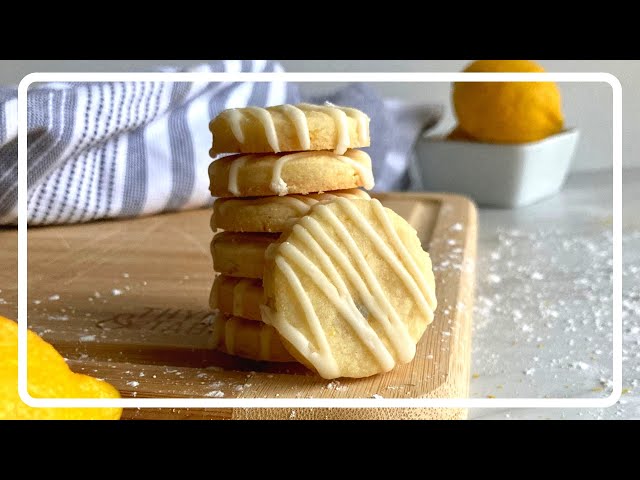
[0,192,477,420]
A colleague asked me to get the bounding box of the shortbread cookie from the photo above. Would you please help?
[209,275,263,321]
[209,149,374,198]
[211,313,295,363]
[261,198,437,379]
[211,232,278,279]
[211,189,371,233]
[209,103,370,155]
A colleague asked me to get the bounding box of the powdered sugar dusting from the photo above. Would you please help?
[204,390,225,398]
[469,221,639,419]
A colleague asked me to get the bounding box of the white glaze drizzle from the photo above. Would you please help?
[334,150,375,190]
[224,109,245,143]
[339,199,434,320]
[297,103,350,154]
[228,154,251,196]
[371,199,438,310]
[226,151,374,196]
[336,106,369,145]
[279,104,311,150]
[270,152,317,196]
[307,210,416,362]
[280,242,396,371]
[220,103,369,153]
[262,198,435,378]
[293,218,414,364]
[245,107,280,152]
[273,255,341,378]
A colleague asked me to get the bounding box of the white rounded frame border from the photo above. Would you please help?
[17,71,623,410]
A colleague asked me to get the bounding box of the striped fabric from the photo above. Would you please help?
[0,61,441,226]
[0,60,298,225]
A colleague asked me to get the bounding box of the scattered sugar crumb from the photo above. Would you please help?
[571,361,590,370]
[289,410,297,419]
[600,377,614,389]
[122,273,129,278]
[204,390,225,398]
[126,381,139,387]
[111,289,123,296]
[530,272,545,280]
[450,223,463,231]
[487,274,501,284]
[326,381,348,392]
[524,368,536,376]
[79,335,96,342]
[93,291,101,298]
[33,299,41,305]
[48,294,60,301]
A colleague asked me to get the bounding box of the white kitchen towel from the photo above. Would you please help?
[0,60,298,226]
[0,61,441,226]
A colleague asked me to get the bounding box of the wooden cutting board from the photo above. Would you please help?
[0,192,477,420]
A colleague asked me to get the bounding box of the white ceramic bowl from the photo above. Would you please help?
[411,128,580,208]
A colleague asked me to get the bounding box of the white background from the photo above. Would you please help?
[0,59,637,171]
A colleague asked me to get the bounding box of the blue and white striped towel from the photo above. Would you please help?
[0,60,440,226]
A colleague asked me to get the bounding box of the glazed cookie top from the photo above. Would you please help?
[209,103,370,155]
[208,149,374,198]
[261,198,437,379]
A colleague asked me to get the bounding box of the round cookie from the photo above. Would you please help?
[211,189,371,233]
[211,232,278,279]
[210,313,296,363]
[209,103,370,155]
[209,275,263,321]
[208,149,374,198]
[261,198,438,379]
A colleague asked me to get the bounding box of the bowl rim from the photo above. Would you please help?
[421,127,580,146]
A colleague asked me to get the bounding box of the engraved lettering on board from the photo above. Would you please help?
[96,307,214,336]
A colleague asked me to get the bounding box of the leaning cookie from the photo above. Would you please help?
[209,103,370,155]
[211,232,278,279]
[210,313,296,363]
[261,198,438,379]
[209,149,374,198]
[209,275,263,322]
[211,189,371,233]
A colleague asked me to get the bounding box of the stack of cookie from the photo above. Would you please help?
[207,103,374,364]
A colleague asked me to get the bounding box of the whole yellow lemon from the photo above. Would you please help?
[452,60,564,143]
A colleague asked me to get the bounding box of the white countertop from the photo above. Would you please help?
[466,168,638,419]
